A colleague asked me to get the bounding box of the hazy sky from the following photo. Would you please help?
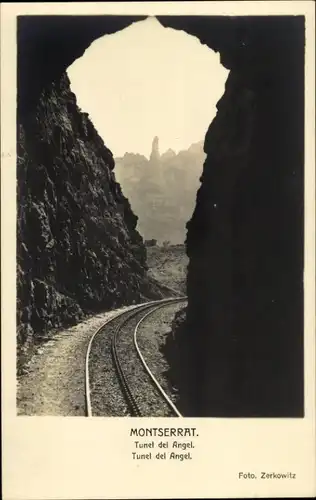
[67,17,229,158]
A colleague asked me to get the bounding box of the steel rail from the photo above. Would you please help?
[133,300,187,417]
[85,297,186,416]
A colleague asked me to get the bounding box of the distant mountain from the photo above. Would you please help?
[161,148,176,161]
[114,137,206,243]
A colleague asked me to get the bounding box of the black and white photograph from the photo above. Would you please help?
[15,12,306,418]
[2,2,315,499]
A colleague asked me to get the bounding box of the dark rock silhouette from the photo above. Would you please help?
[165,17,305,417]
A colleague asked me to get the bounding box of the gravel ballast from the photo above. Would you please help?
[17,305,135,416]
[17,301,185,417]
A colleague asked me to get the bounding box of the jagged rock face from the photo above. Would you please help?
[17,73,162,361]
[18,16,304,415]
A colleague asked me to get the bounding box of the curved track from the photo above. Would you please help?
[86,297,186,417]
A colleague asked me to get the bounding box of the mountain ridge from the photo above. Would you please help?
[114,137,206,243]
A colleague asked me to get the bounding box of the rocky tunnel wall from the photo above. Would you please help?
[17,15,305,416]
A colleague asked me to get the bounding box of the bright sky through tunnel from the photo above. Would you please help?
[67,17,229,158]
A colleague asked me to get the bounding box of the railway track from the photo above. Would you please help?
[85,297,186,417]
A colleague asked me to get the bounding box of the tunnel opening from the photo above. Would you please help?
[66,17,229,247]
[17,14,305,417]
